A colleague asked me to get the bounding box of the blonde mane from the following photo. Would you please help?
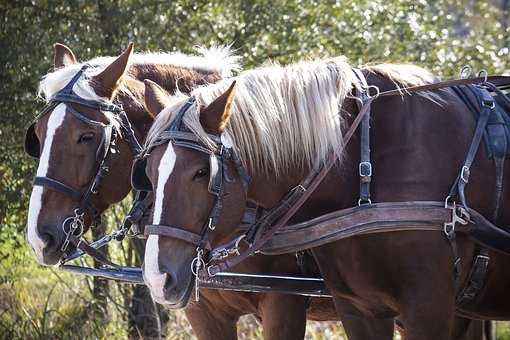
[146,58,437,177]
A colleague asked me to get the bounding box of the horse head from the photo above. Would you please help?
[26,43,138,265]
[138,80,248,307]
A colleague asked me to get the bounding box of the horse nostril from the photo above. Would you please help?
[39,232,51,247]
[41,232,57,252]
[163,273,176,291]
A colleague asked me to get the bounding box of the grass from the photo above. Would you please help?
[2,257,510,339]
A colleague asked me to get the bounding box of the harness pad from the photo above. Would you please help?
[454,85,510,159]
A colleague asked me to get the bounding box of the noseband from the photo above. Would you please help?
[25,64,143,254]
[139,97,250,252]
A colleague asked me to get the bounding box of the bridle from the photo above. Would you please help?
[133,97,249,298]
[135,97,250,251]
[25,64,143,257]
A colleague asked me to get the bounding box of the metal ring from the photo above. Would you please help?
[477,69,488,83]
[459,66,473,79]
[191,252,205,276]
[367,85,380,99]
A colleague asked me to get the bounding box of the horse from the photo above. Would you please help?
[138,55,510,340]
[24,43,346,340]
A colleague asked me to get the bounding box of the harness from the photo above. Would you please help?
[24,64,144,262]
[135,71,510,300]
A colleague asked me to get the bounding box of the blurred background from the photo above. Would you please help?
[1,0,509,339]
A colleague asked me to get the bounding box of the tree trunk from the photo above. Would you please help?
[91,224,109,321]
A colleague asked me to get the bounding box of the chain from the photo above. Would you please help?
[190,248,206,302]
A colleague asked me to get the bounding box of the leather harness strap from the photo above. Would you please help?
[259,201,467,255]
[448,88,495,210]
[352,68,373,205]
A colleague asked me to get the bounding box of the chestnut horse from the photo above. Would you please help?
[25,43,345,339]
[139,56,509,339]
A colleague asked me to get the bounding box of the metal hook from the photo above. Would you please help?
[444,195,455,209]
[207,218,216,230]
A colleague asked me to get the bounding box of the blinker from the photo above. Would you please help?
[208,154,222,196]
[131,157,152,191]
[24,122,40,158]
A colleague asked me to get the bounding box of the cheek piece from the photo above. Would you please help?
[24,64,144,262]
[138,97,250,301]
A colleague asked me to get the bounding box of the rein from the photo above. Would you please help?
[26,64,144,264]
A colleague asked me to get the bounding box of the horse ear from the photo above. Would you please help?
[144,79,171,116]
[92,42,134,99]
[54,43,77,68]
[200,81,236,134]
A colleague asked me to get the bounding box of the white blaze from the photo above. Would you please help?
[144,143,176,301]
[27,104,67,264]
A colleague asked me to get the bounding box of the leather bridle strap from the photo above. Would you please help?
[33,176,101,223]
[33,177,83,200]
[145,225,212,250]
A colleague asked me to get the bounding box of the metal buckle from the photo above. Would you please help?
[359,161,372,177]
[460,166,470,183]
[476,254,490,261]
[290,184,306,194]
[357,197,372,206]
[482,99,495,109]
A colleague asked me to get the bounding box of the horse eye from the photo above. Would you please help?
[78,132,95,143]
[193,168,209,180]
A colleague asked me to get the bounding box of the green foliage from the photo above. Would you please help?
[0,0,508,339]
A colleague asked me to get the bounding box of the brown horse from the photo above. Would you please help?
[25,43,345,339]
[139,56,509,339]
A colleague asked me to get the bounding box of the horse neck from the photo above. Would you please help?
[246,96,360,213]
